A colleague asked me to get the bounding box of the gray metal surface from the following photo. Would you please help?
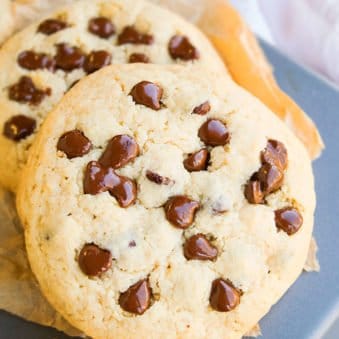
[0,42,338,339]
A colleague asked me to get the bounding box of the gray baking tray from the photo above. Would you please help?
[0,41,338,339]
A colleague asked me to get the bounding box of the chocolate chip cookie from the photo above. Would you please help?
[17,64,315,339]
[0,0,227,192]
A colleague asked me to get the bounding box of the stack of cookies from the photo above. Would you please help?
[0,0,316,338]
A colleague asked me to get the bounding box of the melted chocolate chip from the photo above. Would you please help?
[55,44,85,71]
[57,130,92,159]
[184,234,218,261]
[192,101,211,115]
[99,135,139,169]
[109,175,137,208]
[129,53,150,63]
[184,149,210,172]
[128,240,136,247]
[119,279,152,315]
[146,170,172,185]
[130,81,163,110]
[8,76,51,105]
[244,140,288,203]
[164,195,200,229]
[198,119,230,146]
[37,19,68,35]
[17,50,55,71]
[250,171,260,181]
[3,115,36,141]
[84,161,137,208]
[83,50,112,74]
[84,161,117,195]
[118,26,154,45]
[88,17,116,38]
[244,180,264,204]
[261,139,288,171]
[168,35,199,61]
[275,207,303,235]
[78,243,112,277]
[209,278,241,312]
[257,163,284,194]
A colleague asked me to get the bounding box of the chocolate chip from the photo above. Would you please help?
[118,26,154,45]
[184,149,210,172]
[257,163,284,194]
[88,17,115,38]
[129,53,150,63]
[84,161,117,195]
[130,81,163,110]
[83,50,112,74]
[84,161,137,208]
[17,50,55,71]
[109,175,137,208]
[261,139,288,171]
[119,279,152,315]
[55,43,85,71]
[3,115,36,141]
[164,195,200,229]
[128,240,136,248]
[57,130,92,159]
[275,207,303,235]
[244,180,264,204]
[250,171,259,181]
[37,19,68,35]
[168,35,199,61]
[192,101,211,115]
[244,140,288,203]
[184,234,218,261]
[146,170,172,185]
[209,278,241,312]
[8,76,51,105]
[198,119,230,146]
[78,243,112,277]
[99,135,139,169]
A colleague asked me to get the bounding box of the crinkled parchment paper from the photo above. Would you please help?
[0,0,320,337]
[0,188,82,337]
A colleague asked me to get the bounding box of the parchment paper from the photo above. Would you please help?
[0,188,82,337]
[0,0,320,337]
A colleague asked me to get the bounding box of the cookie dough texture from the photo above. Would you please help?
[0,0,227,192]
[17,64,315,339]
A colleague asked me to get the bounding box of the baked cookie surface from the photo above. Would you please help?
[17,64,315,339]
[0,0,226,192]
